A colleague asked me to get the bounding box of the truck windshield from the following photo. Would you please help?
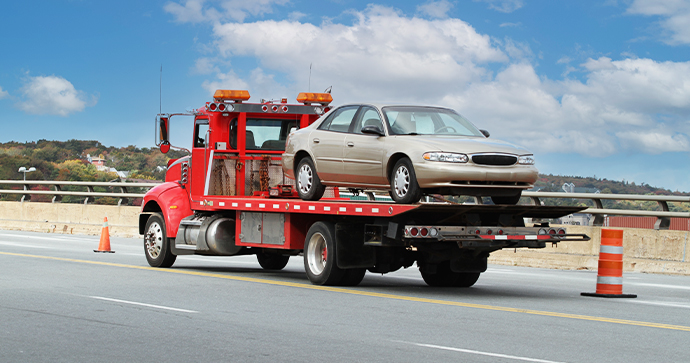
[384,106,483,137]
[230,118,297,151]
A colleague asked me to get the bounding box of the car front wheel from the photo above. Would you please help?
[390,157,422,204]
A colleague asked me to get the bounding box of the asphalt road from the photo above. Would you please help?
[1,229,689,363]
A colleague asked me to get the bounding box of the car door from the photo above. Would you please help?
[343,106,388,186]
[308,106,359,183]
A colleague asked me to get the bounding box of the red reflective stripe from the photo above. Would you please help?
[596,283,623,295]
[599,252,623,261]
[601,229,623,246]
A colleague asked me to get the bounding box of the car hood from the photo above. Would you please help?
[396,135,532,155]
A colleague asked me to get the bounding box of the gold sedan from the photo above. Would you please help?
[282,104,538,204]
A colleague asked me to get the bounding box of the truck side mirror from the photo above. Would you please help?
[480,129,490,138]
[159,117,170,143]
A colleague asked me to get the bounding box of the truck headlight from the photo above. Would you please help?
[423,152,468,163]
[518,155,535,165]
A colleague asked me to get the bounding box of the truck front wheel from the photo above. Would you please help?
[144,213,176,268]
[304,221,345,285]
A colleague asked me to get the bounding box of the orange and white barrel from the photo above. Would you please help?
[581,229,636,298]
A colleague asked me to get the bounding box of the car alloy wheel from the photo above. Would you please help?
[394,164,410,198]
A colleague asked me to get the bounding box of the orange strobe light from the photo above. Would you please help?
[581,229,636,298]
[297,92,333,105]
[214,89,250,102]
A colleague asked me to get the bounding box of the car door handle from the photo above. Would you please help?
[347,142,354,147]
[313,138,320,144]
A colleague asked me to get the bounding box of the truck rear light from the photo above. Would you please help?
[282,105,289,113]
[474,229,481,235]
[549,228,557,235]
[420,228,428,237]
[218,103,226,111]
[558,228,566,235]
[430,228,438,237]
[209,103,217,111]
[497,229,504,235]
[410,227,419,237]
[262,105,268,112]
[271,105,279,112]
[486,229,493,235]
[538,228,548,235]
[314,106,324,115]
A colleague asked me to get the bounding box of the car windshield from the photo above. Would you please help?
[383,106,484,136]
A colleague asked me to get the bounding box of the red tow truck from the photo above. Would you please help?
[140,90,589,287]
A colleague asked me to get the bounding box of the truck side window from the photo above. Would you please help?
[194,120,209,148]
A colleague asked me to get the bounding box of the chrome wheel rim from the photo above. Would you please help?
[306,232,327,275]
[145,221,163,259]
[394,165,410,198]
[298,163,313,194]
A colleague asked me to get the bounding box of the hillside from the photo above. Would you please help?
[0,139,687,211]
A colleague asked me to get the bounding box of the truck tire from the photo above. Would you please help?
[304,221,345,285]
[491,192,522,205]
[419,261,479,287]
[340,268,366,286]
[296,157,326,201]
[390,157,422,204]
[144,213,176,268]
[257,251,290,270]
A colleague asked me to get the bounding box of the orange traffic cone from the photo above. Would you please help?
[581,229,635,298]
[94,217,115,253]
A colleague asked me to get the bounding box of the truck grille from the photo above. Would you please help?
[471,154,517,166]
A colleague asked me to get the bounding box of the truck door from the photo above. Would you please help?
[190,118,209,198]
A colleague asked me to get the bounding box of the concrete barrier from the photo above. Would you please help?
[1,201,688,275]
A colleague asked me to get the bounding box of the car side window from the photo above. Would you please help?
[318,106,358,133]
[353,107,383,134]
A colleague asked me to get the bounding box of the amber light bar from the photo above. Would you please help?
[214,89,251,102]
[297,92,333,105]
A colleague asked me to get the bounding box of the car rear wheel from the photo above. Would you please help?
[296,157,325,201]
[390,157,422,204]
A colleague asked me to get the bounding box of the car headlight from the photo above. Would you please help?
[423,152,468,163]
[518,155,535,165]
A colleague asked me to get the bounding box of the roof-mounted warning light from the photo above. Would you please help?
[297,92,333,105]
[213,89,251,103]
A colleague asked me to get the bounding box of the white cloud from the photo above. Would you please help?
[210,5,506,101]
[627,0,690,44]
[192,57,219,74]
[475,0,524,13]
[499,22,522,27]
[416,0,454,19]
[190,5,690,156]
[0,86,8,99]
[18,75,96,116]
[165,0,289,23]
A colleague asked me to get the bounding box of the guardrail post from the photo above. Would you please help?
[84,185,95,204]
[529,196,541,206]
[654,201,671,230]
[592,198,605,226]
[21,183,31,202]
[474,196,484,205]
[119,186,129,206]
[52,185,62,203]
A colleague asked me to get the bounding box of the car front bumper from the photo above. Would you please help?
[413,161,538,189]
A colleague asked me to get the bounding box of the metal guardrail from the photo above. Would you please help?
[0,180,163,205]
[2,181,688,229]
[522,191,690,229]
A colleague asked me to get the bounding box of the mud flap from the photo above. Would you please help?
[335,223,375,269]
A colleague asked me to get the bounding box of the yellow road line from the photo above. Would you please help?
[3,251,690,332]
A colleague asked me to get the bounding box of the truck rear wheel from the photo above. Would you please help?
[257,251,290,270]
[144,213,176,268]
[340,268,366,286]
[304,221,345,285]
[419,261,480,287]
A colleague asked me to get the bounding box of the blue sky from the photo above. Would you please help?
[1,0,690,192]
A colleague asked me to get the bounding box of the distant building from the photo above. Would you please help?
[86,154,107,171]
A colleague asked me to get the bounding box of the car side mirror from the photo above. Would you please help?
[480,129,490,138]
[361,125,385,136]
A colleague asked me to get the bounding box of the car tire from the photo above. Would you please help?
[304,221,345,285]
[257,251,290,270]
[144,213,177,268]
[491,192,522,205]
[390,157,422,204]
[296,157,326,201]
